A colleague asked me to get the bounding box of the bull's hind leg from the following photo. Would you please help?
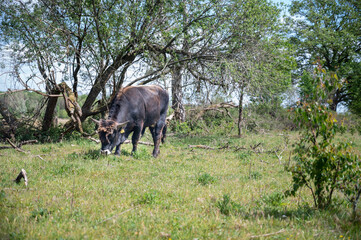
[150,121,165,157]
[161,124,167,144]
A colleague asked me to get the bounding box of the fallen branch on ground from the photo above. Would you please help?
[1,139,38,152]
[188,143,261,153]
[14,169,28,186]
[189,144,216,150]
[84,137,153,146]
[5,138,27,153]
[123,140,153,146]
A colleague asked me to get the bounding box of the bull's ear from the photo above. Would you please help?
[90,118,100,125]
[116,121,128,130]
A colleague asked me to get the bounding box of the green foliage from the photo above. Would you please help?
[132,148,152,160]
[345,62,361,116]
[299,70,315,102]
[31,208,50,220]
[289,0,361,111]
[171,107,237,136]
[0,92,43,119]
[137,190,158,205]
[83,149,101,161]
[197,172,216,186]
[216,194,243,216]
[51,163,75,176]
[259,192,285,208]
[14,126,63,143]
[216,194,232,216]
[248,171,262,180]
[287,64,361,210]
[172,121,193,135]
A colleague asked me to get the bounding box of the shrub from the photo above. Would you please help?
[286,64,361,212]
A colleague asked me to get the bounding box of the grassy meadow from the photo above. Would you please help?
[1,130,361,239]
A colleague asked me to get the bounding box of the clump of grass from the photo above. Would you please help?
[260,192,285,208]
[238,151,251,163]
[41,146,53,153]
[249,171,262,180]
[132,148,152,160]
[0,190,5,200]
[216,194,242,216]
[120,149,131,156]
[67,152,81,160]
[137,190,158,205]
[83,149,101,160]
[217,194,231,215]
[31,208,50,220]
[197,172,216,186]
[51,163,75,176]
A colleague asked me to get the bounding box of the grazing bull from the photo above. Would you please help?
[92,85,169,157]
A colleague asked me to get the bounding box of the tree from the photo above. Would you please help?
[288,0,361,112]
[206,0,295,136]
[0,0,223,133]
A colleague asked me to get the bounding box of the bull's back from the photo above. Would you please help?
[123,85,168,125]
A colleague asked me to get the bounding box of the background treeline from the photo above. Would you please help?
[0,0,360,141]
[1,89,360,142]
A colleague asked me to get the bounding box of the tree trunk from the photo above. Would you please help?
[330,88,341,112]
[81,54,135,120]
[238,90,244,137]
[171,66,185,122]
[42,89,60,131]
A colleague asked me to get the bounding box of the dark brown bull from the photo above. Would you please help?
[92,85,169,157]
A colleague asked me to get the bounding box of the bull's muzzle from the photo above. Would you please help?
[100,149,111,155]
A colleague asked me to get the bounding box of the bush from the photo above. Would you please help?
[14,125,63,143]
[286,64,361,212]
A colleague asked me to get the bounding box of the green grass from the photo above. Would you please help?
[0,131,360,239]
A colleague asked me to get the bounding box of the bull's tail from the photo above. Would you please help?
[161,124,167,144]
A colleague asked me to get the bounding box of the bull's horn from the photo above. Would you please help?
[116,121,129,130]
[90,118,100,125]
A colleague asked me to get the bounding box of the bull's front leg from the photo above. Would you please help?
[114,144,121,156]
[131,126,142,154]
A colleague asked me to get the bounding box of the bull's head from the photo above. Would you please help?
[91,119,128,155]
